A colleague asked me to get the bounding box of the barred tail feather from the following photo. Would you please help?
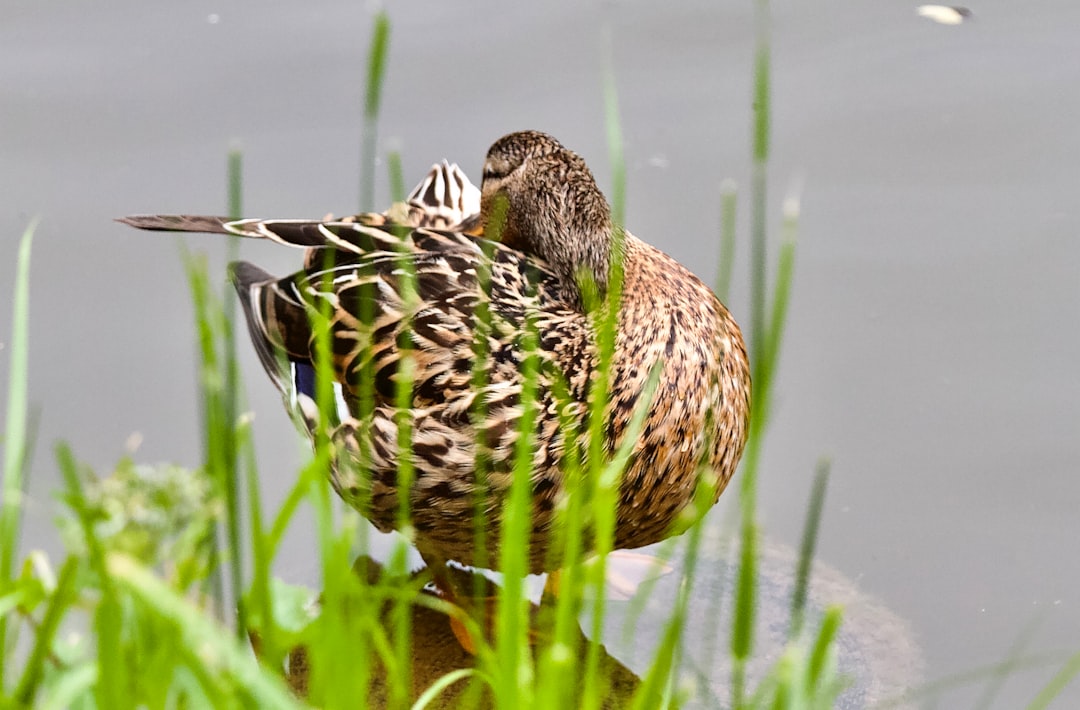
[405,160,481,228]
[116,215,234,233]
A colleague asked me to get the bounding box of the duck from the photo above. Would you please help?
[120,130,751,597]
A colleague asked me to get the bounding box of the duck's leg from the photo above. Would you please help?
[417,546,487,654]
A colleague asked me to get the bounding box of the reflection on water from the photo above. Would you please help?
[598,530,924,709]
[283,556,641,708]
[282,537,923,708]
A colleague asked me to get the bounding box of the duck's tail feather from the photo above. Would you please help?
[117,214,330,249]
[404,160,481,228]
[116,215,234,233]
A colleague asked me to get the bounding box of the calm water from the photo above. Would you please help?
[3,1,1078,706]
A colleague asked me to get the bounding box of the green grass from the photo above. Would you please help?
[17,2,1069,708]
[1,222,36,701]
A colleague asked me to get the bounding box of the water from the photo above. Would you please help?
[3,1,1078,706]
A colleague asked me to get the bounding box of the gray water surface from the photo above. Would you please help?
[3,1,1078,707]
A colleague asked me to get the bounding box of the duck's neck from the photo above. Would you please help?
[505,204,620,311]
[558,222,620,311]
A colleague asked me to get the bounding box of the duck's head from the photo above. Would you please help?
[478,130,618,308]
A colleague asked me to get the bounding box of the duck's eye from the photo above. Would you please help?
[482,160,510,182]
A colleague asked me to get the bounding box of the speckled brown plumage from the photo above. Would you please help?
[119,132,751,576]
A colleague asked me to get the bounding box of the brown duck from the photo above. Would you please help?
[121,130,751,586]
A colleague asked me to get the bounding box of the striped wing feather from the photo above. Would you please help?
[235,219,594,551]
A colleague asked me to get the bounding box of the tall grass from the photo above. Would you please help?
[360,11,391,213]
[0,222,35,697]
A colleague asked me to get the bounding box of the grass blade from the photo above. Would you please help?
[760,193,798,403]
[1025,651,1080,710]
[0,220,35,691]
[602,26,626,228]
[732,6,773,700]
[730,517,758,709]
[388,149,407,204]
[411,669,483,710]
[494,313,540,707]
[222,145,246,638]
[180,249,229,623]
[715,179,738,303]
[789,458,829,638]
[106,552,300,709]
[748,11,770,367]
[807,606,842,690]
[13,556,79,705]
[975,615,1045,710]
[360,11,391,212]
[578,31,630,710]
[55,443,126,709]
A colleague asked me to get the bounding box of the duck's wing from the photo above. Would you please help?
[230,218,591,545]
[232,220,562,419]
